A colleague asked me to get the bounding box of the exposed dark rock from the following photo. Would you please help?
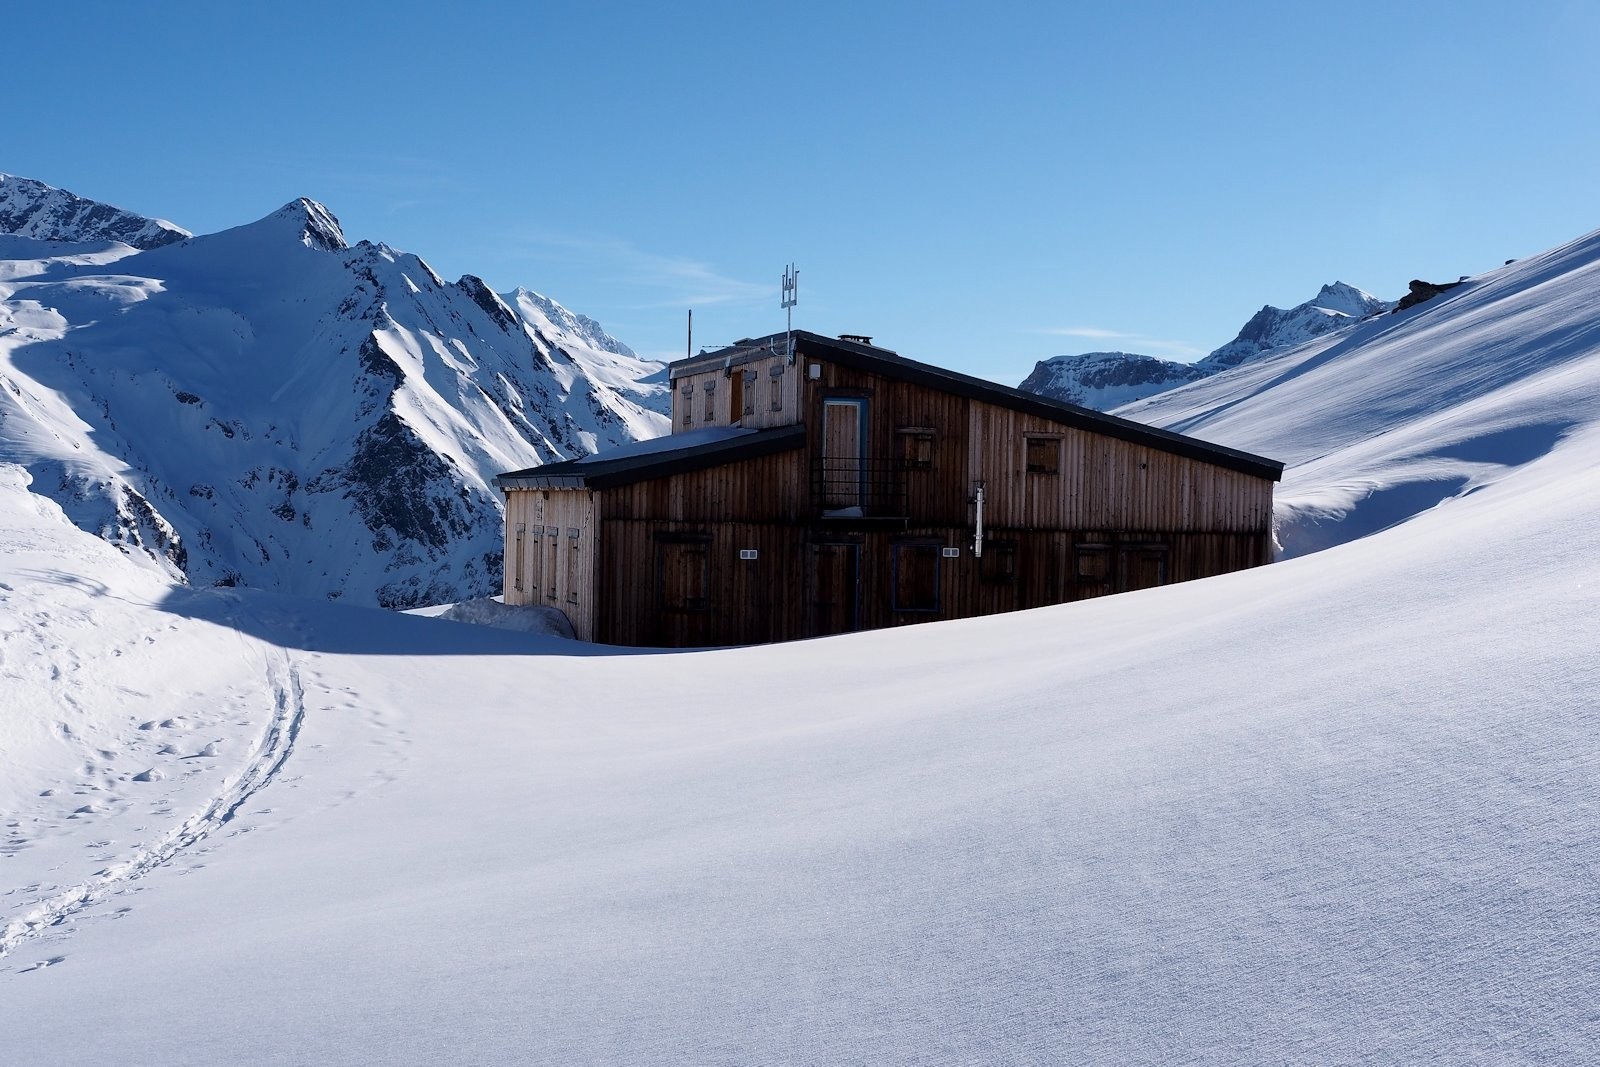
[457,274,519,334]
[339,411,484,555]
[1394,279,1464,313]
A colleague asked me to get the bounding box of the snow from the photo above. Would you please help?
[1021,283,1391,411]
[573,424,755,464]
[4,221,1600,1062]
[1119,228,1600,557]
[0,177,669,608]
[413,596,577,639]
[1018,350,1207,410]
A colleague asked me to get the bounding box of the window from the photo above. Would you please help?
[1075,544,1111,599]
[679,383,693,429]
[528,526,544,598]
[657,536,711,612]
[741,370,756,417]
[896,427,935,469]
[1025,435,1061,475]
[981,539,1018,582]
[769,365,785,412]
[566,529,581,604]
[513,523,526,592]
[702,380,716,423]
[545,529,560,602]
[892,542,941,613]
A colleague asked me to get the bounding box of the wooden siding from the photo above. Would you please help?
[671,351,802,432]
[796,353,1275,533]
[596,449,809,524]
[502,487,598,640]
[595,518,1270,647]
[535,341,1277,648]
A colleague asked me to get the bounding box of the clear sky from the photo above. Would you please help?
[9,1,1600,384]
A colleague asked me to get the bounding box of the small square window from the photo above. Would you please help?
[896,428,935,469]
[1025,436,1061,475]
[1075,545,1112,599]
[981,539,1018,582]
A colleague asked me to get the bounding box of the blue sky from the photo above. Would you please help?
[10,1,1600,383]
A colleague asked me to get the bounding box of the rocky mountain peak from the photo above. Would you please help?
[1021,282,1394,411]
[0,173,190,249]
[1199,282,1391,372]
[272,197,348,251]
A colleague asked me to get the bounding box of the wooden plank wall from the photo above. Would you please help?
[595,518,1269,647]
[794,353,1276,534]
[797,356,974,523]
[598,449,808,524]
[583,343,1279,647]
[670,352,803,432]
[502,488,598,640]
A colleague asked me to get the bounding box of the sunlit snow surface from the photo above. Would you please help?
[4,230,1600,1063]
[0,199,669,608]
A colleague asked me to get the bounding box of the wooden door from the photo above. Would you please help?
[809,543,860,636]
[1119,546,1169,592]
[1072,543,1113,600]
[821,399,866,508]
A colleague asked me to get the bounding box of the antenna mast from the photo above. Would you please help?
[781,262,798,361]
[687,308,692,361]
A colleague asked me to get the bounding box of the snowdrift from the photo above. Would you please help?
[5,221,1600,1063]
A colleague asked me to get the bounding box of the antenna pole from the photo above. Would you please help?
[687,308,692,361]
[781,262,798,362]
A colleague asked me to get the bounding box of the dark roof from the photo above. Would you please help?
[671,330,1284,481]
[494,423,806,491]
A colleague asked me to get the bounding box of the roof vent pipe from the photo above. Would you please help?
[838,334,873,346]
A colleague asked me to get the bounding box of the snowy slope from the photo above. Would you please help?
[1120,231,1600,557]
[5,225,1600,1063]
[1022,282,1392,410]
[0,178,668,607]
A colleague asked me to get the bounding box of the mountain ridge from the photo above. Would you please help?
[1022,281,1393,410]
[0,176,667,607]
[0,173,190,249]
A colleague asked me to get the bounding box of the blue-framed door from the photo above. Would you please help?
[821,398,868,508]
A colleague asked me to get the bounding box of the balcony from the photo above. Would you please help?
[811,457,910,519]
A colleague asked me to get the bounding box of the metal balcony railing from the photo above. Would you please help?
[811,457,910,518]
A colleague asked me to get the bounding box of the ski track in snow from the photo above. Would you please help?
[0,650,305,961]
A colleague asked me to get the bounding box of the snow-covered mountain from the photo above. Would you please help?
[1120,238,1593,558]
[5,220,1600,1063]
[1016,350,1208,409]
[1021,281,1392,410]
[0,173,190,250]
[0,177,668,607]
[1199,280,1392,371]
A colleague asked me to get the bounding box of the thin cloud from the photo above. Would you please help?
[513,233,769,309]
[1031,325,1207,361]
[1036,326,1139,340]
